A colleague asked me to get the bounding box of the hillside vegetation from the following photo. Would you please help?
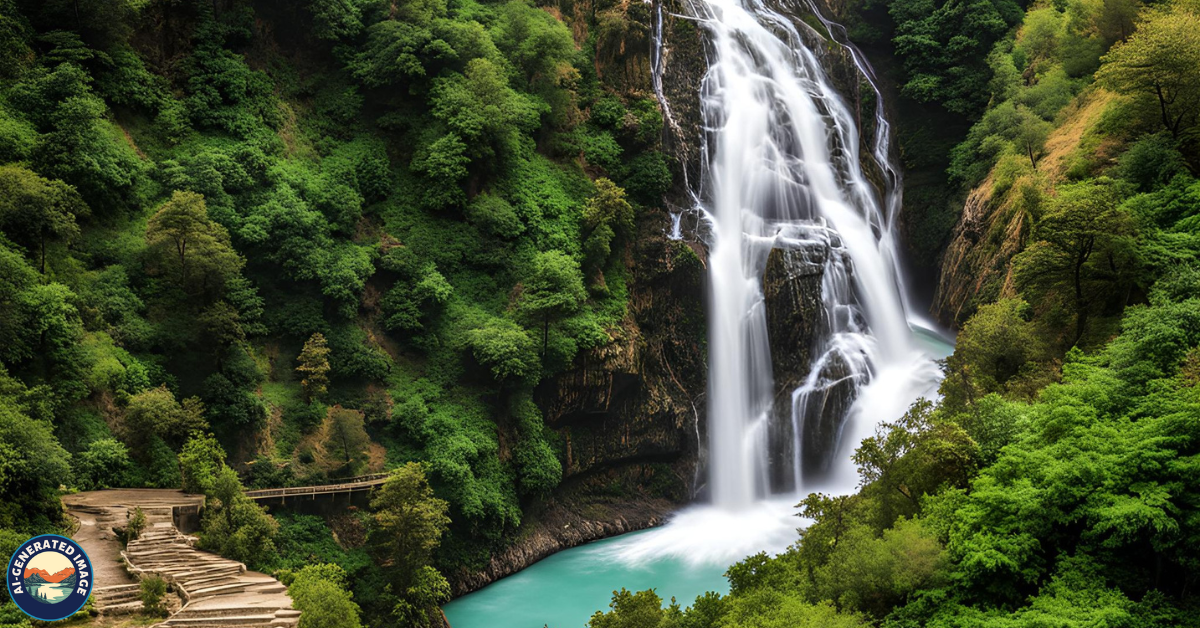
[0,0,672,625]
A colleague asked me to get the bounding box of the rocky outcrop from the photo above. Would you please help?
[931,176,1012,325]
[763,245,827,392]
[449,488,675,596]
[656,0,709,195]
[932,89,1118,326]
[762,244,825,491]
[792,351,857,476]
[760,236,862,487]
[538,210,707,499]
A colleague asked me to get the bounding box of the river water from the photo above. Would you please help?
[441,529,729,628]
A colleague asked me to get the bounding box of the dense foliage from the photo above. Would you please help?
[0,0,669,624]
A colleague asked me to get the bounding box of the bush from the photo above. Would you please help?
[465,193,524,238]
[127,507,147,542]
[140,575,168,617]
[73,438,131,491]
[285,564,363,628]
[1117,133,1188,192]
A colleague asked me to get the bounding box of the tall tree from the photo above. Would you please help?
[146,190,242,298]
[297,332,331,403]
[581,178,634,282]
[1097,3,1200,138]
[321,406,370,474]
[368,462,451,626]
[122,385,207,448]
[179,432,226,495]
[1013,178,1135,344]
[0,165,87,274]
[1014,106,1053,169]
[200,465,279,569]
[520,250,586,356]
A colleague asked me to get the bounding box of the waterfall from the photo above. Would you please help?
[686,0,946,507]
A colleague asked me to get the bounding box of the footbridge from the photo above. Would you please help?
[243,472,391,502]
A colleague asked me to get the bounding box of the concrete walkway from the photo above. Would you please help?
[64,490,298,628]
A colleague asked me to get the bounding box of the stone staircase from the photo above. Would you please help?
[63,490,299,628]
[124,525,298,628]
[91,583,144,615]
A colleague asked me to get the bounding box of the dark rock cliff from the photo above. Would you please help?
[538,215,707,495]
[448,210,709,596]
[448,1,711,595]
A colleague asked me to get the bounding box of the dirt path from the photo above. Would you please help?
[67,502,136,589]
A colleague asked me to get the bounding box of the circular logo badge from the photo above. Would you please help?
[5,535,94,621]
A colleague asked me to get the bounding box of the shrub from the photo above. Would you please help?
[127,507,146,542]
[140,575,168,617]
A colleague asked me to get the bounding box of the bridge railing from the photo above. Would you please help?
[244,472,393,500]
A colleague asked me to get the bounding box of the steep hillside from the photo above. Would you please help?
[0,0,708,623]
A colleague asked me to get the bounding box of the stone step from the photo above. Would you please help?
[273,610,301,619]
[97,600,144,615]
[138,533,181,541]
[141,558,236,569]
[96,583,143,593]
[132,536,187,544]
[185,582,248,600]
[154,561,239,573]
[172,607,286,619]
[128,547,193,556]
[172,565,243,577]
[132,548,223,558]
[137,553,225,562]
[172,565,244,579]
[165,614,278,626]
[246,583,286,594]
[129,541,191,549]
[178,575,239,591]
[95,588,142,603]
[170,567,244,580]
[132,534,187,542]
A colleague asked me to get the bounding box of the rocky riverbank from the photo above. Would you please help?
[448,492,676,596]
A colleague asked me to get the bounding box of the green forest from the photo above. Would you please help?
[0,0,1197,625]
[0,0,670,625]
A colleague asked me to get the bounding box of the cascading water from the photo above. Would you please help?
[615,0,950,566]
[696,0,929,508]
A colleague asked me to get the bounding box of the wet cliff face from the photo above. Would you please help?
[537,218,707,499]
[529,0,710,503]
[762,243,857,489]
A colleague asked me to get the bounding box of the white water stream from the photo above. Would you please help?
[626,0,950,562]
